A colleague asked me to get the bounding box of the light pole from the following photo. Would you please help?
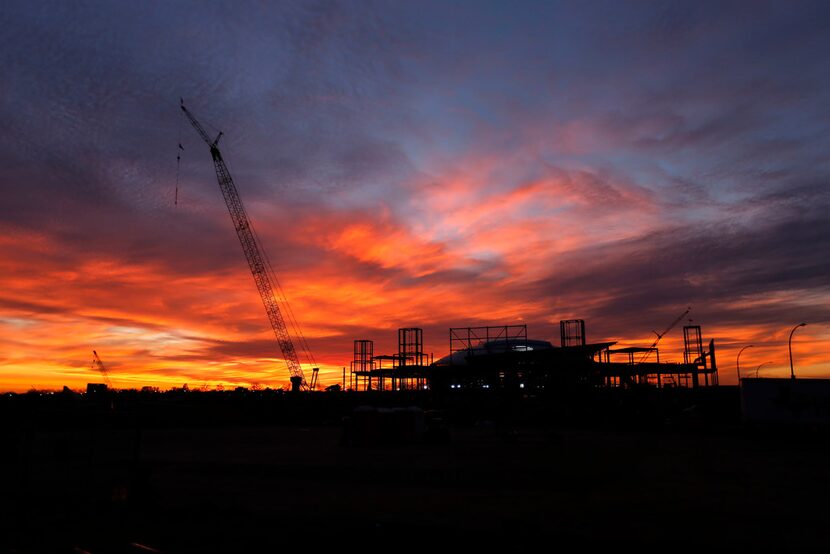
[755,361,773,378]
[788,323,807,379]
[736,344,754,383]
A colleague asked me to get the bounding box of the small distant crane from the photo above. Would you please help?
[638,307,692,364]
[92,350,113,388]
[309,367,319,391]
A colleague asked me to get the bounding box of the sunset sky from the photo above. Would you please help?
[2,1,829,391]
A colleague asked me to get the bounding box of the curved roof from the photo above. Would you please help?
[434,338,554,366]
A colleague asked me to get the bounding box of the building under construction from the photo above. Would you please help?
[350,328,433,391]
[348,319,718,392]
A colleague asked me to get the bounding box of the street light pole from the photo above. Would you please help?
[736,344,754,383]
[788,323,807,379]
[755,361,773,378]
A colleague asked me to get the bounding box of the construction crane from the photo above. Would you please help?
[92,350,113,388]
[638,307,691,364]
[180,100,310,391]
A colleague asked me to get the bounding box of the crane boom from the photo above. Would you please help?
[92,350,112,388]
[180,101,307,389]
[638,307,691,364]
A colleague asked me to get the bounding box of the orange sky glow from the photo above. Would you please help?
[2,3,829,392]
[1,175,827,392]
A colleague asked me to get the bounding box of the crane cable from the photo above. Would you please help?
[252,220,318,370]
[214,136,319,373]
[215,141,318,375]
[175,107,184,206]
[176,106,224,206]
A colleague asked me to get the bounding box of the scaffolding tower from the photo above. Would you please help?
[560,319,586,347]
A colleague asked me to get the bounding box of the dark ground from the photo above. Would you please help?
[2,387,829,552]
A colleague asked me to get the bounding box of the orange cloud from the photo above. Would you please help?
[1,151,828,393]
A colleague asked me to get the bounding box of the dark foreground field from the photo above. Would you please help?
[2,389,829,551]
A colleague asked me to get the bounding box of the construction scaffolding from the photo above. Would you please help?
[560,319,586,347]
[437,320,718,391]
[449,325,528,361]
[684,325,718,386]
[350,340,374,391]
[348,320,718,393]
[350,328,432,391]
[594,324,717,388]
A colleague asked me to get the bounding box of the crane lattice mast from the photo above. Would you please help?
[180,100,307,389]
[92,350,112,388]
[639,307,692,364]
